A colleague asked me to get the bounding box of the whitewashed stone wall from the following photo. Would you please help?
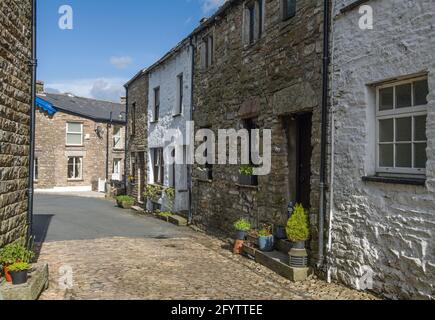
[147,43,193,212]
[329,0,435,299]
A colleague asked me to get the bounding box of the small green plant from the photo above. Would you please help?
[239,165,254,176]
[158,212,173,218]
[116,195,135,205]
[286,204,310,242]
[0,243,34,265]
[144,185,163,201]
[257,224,273,237]
[234,219,251,232]
[165,187,175,201]
[8,262,31,272]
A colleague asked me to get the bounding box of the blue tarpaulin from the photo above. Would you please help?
[36,97,57,115]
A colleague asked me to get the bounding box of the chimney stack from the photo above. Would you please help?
[36,80,44,94]
[120,96,127,105]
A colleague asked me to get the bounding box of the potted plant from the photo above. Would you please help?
[238,165,258,186]
[286,204,310,268]
[164,187,176,212]
[0,243,34,283]
[234,218,251,241]
[8,262,31,285]
[116,195,135,209]
[257,224,274,252]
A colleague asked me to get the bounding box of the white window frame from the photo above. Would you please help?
[113,126,123,150]
[66,122,83,146]
[375,76,428,176]
[175,73,184,115]
[67,156,83,181]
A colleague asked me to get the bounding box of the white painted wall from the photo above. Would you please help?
[330,0,435,299]
[147,43,192,213]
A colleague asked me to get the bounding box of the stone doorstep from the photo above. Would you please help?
[0,264,49,301]
[130,206,188,227]
[242,243,311,283]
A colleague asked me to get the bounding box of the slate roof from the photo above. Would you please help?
[36,93,126,124]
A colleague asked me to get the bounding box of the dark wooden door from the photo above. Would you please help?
[296,113,312,209]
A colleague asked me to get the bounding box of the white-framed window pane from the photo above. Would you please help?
[379,87,394,111]
[67,133,82,145]
[396,144,412,168]
[414,143,427,169]
[414,80,429,106]
[414,115,427,141]
[68,157,82,179]
[379,144,394,167]
[68,158,75,179]
[396,83,412,109]
[396,117,412,142]
[67,123,82,133]
[379,119,394,142]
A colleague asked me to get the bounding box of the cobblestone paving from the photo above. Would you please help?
[37,231,377,300]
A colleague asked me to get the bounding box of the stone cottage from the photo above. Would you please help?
[0,0,33,247]
[124,70,149,203]
[190,0,326,260]
[35,83,126,192]
[328,0,434,299]
[146,40,193,214]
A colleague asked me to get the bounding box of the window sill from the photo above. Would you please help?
[149,120,159,124]
[67,179,84,182]
[236,183,259,190]
[362,176,426,186]
[172,113,183,118]
[194,177,213,184]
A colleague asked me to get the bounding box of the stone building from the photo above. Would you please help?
[35,83,126,192]
[146,41,193,213]
[124,70,149,203]
[0,0,33,247]
[190,0,325,259]
[328,0,434,299]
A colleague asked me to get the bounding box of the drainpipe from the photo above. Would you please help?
[27,0,37,246]
[318,0,331,269]
[124,88,129,194]
[106,112,113,186]
[187,36,195,224]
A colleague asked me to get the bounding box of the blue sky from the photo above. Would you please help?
[37,0,225,102]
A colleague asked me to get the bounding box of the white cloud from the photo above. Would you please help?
[200,0,226,14]
[110,56,133,69]
[45,78,127,102]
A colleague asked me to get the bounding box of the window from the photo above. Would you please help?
[201,35,214,69]
[112,158,122,181]
[176,74,183,115]
[376,77,428,176]
[244,118,258,165]
[152,148,164,185]
[154,87,160,122]
[282,0,296,21]
[66,122,83,146]
[34,158,39,181]
[131,103,136,136]
[113,126,123,149]
[245,0,265,45]
[68,157,83,180]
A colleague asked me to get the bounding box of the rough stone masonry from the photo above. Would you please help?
[0,0,32,247]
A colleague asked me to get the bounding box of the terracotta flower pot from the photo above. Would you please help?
[3,266,12,283]
[233,240,244,254]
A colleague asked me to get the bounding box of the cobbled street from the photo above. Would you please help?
[34,194,377,300]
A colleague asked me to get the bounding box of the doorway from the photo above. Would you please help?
[285,113,313,209]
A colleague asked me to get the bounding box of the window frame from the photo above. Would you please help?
[175,73,184,115]
[66,122,83,146]
[154,87,160,122]
[67,156,83,181]
[152,148,164,185]
[244,0,265,46]
[375,76,428,176]
[282,0,297,21]
[113,126,123,150]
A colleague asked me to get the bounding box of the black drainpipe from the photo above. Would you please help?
[318,0,331,269]
[187,36,195,225]
[27,0,37,246]
[124,87,129,194]
[106,112,113,185]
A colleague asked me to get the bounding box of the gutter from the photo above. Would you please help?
[318,0,331,269]
[27,0,37,245]
[123,88,129,193]
[187,36,195,225]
